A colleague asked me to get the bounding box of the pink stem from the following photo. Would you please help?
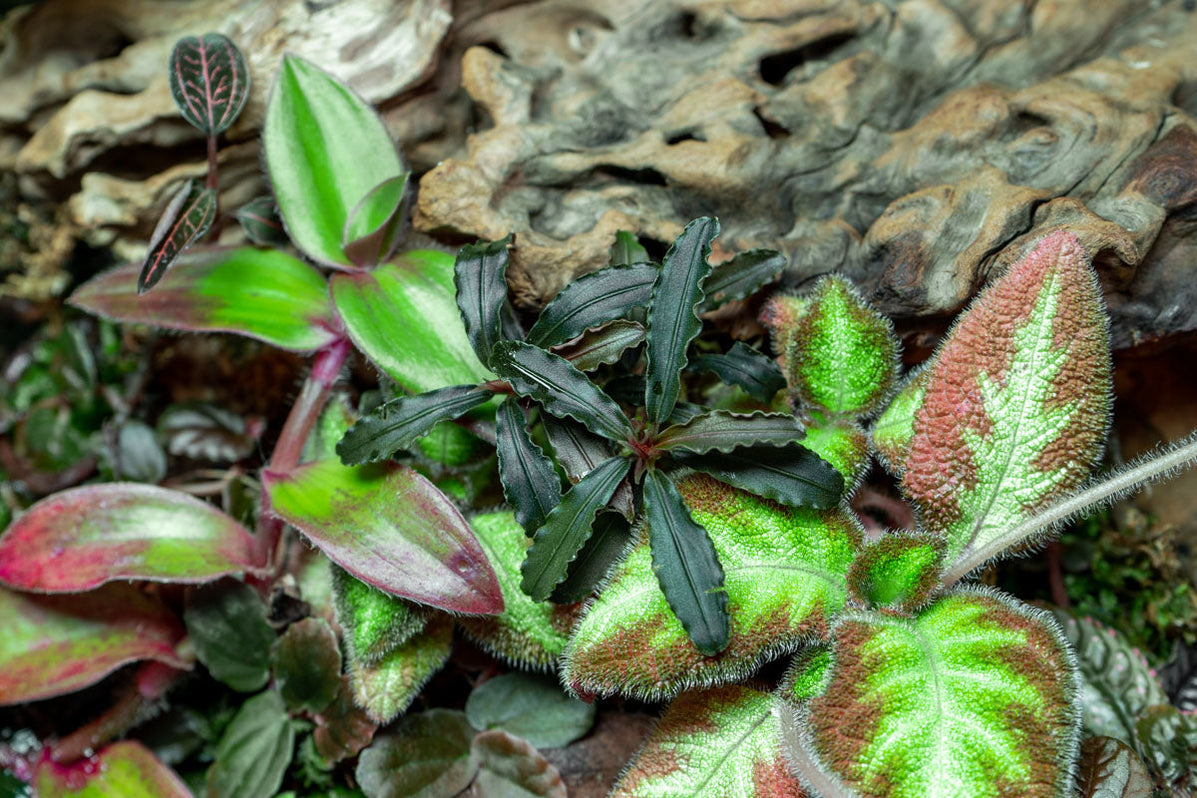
[51,663,182,763]
[205,135,219,191]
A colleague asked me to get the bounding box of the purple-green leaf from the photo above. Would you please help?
[356,709,476,798]
[313,677,378,763]
[550,319,646,372]
[470,729,568,797]
[656,410,804,455]
[455,236,512,364]
[496,399,561,535]
[525,264,658,348]
[138,180,217,295]
[343,174,409,268]
[0,483,268,592]
[689,341,786,404]
[168,33,249,136]
[33,741,193,798]
[233,196,289,247]
[264,458,504,615]
[674,443,843,509]
[336,385,494,465]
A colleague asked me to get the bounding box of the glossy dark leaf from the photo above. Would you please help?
[455,237,512,364]
[489,341,633,442]
[642,470,729,656]
[496,399,561,535]
[272,617,342,714]
[698,249,786,312]
[343,174,408,268]
[234,196,288,247]
[541,415,614,484]
[138,180,216,294]
[609,230,649,266]
[674,443,843,509]
[549,511,633,603]
[524,264,657,348]
[656,410,804,455]
[336,385,493,465]
[521,457,630,601]
[466,672,595,749]
[1075,737,1152,798]
[168,33,249,136]
[551,319,645,372]
[206,690,294,798]
[689,341,786,403]
[183,581,275,692]
[644,217,719,424]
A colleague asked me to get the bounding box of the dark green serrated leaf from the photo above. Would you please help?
[698,249,787,312]
[466,672,595,749]
[490,341,632,442]
[609,230,649,267]
[139,180,217,294]
[656,410,803,455]
[497,399,561,535]
[542,415,612,483]
[521,457,630,601]
[690,341,786,403]
[525,265,657,348]
[550,320,645,372]
[169,33,250,136]
[549,511,633,603]
[675,443,843,509]
[644,217,720,424]
[642,469,729,656]
[337,385,493,465]
[234,196,289,247]
[205,690,294,798]
[1076,737,1153,798]
[183,581,275,692]
[271,617,342,714]
[455,237,512,363]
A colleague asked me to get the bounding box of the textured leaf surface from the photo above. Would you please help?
[455,237,511,363]
[336,385,493,464]
[263,54,403,266]
[872,364,932,474]
[265,459,503,615]
[272,617,342,714]
[70,248,337,352]
[343,174,408,267]
[1075,737,1152,798]
[699,249,787,312]
[313,677,378,763]
[690,341,786,404]
[332,564,428,666]
[0,483,264,592]
[0,586,184,705]
[350,616,453,724]
[781,645,834,703]
[356,709,476,798]
[612,685,806,797]
[551,319,646,372]
[470,729,569,798]
[205,689,294,798]
[183,581,274,693]
[846,531,944,611]
[644,217,719,424]
[564,474,859,700]
[656,410,803,455]
[675,443,843,509]
[331,251,494,392]
[168,32,248,135]
[805,588,1080,798]
[525,264,657,347]
[759,293,810,376]
[139,180,216,294]
[903,231,1112,570]
[496,400,561,535]
[800,414,870,485]
[466,672,595,749]
[549,511,633,603]
[33,741,192,798]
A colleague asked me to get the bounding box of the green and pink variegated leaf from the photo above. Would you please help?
[871,363,933,476]
[903,231,1112,572]
[263,458,503,616]
[139,180,217,294]
[612,685,808,797]
[846,531,945,611]
[34,741,193,798]
[70,248,338,352]
[759,293,810,376]
[0,584,187,704]
[349,615,453,724]
[563,474,860,701]
[801,587,1080,798]
[0,483,267,592]
[169,33,249,136]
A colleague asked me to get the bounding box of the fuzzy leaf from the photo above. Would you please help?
[781,645,834,704]
[33,741,192,798]
[609,230,649,266]
[803,588,1080,798]
[612,685,806,797]
[70,248,338,352]
[550,319,646,372]
[470,729,569,798]
[183,581,274,693]
[332,564,428,666]
[168,33,249,136]
[846,532,945,611]
[656,410,804,455]
[263,54,404,267]
[525,264,657,348]
[0,584,186,705]
[1075,737,1152,798]
[343,174,408,268]
[549,511,633,603]
[314,677,378,763]
[674,443,843,509]
[466,672,595,749]
[800,413,870,485]
[265,459,503,615]
[759,293,810,376]
[337,385,493,465]
[331,251,495,392]
[698,249,787,312]
[233,196,288,247]
[871,363,932,475]
[563,474,859,700]
[158,403,259,462]
[490,341,632,442]
[645,217,719,424]
[272,617,342,714]
[496,400,561,535]
[455,237,512,364]
[520,457,630,601]
[206,689,294,798]
[457,512,573,672]
[0,483,266,592]
[356,709,476,798]
[139,180,217,294]
[643,470,729,656]
[350,616,453,724]
[903,231,1112,573]
[690,341,786,403]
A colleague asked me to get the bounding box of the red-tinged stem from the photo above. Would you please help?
[205,135,219,191]
[51,663,182,763]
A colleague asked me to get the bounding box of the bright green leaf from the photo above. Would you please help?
[348,616,453,724]
[799,412,870,485]
[846,531,945,611]
[33,741,192,798]
[871,363,932,475]
[343,174,408,268]
[608,230,649,266]
[466,672,595,749]
[332,564,428,667]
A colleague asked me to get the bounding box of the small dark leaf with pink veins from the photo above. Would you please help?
[138,180,217,294]
[168,32,250,136]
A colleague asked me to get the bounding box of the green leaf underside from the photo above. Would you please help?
[643,470,729,656]
[698,249,788,312]
[343,174,409,268]
[263,54,403,266]
[332,563,428,666]
[690,341,786,404]
[1075,737,1152,798]
[563,473,858,700]
[525,264,658,347]
[551,319,646,372]
[674,443,843,510]
[458,511,572,671]
[234,196,288,247]
[206,690,294,798]
[349,615,453,724]
[645,217,719,424]
[903,231,1111,570]
[454,237,511,364]
[521,457,630,601]
[466,672,595,749]
[336,385,492,464]
[264,459,504,615]
[805,588,1079,798]
[272,617,342,714]
[184,581,275,693]
[799,415,870,484]
[609,230,649,266]
[549,511,634,603]
[356,709,476,798]
[169,33,249,136]
[471,729,569,798]
[0,482,266,592]
[656,410,804,455]
[496,399,562,535]
[847,532,945,611]
[0,584,185,705]
[871,364,932,475]
[490,341,632,442]
[139,181,217,294]
[34,741,192,798]
[612,685,806,797]
[70,247,337,351]
[331,250,495,393]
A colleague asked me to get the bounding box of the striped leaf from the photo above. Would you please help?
[138,180,216,294]
[168,33,249,136]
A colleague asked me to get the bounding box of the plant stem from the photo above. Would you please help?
[777,702,860,798]
[51,663,181,763]
[205,135,219,191]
